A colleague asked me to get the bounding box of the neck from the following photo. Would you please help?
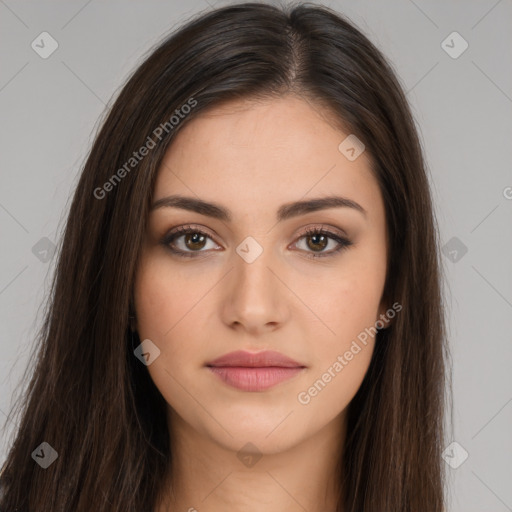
[155,408,346,512]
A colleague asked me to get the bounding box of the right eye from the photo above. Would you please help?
[161,225,222,258]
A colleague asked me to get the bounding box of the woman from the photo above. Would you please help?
[0,2,450,511]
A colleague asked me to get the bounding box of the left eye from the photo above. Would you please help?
[292,228,353,258]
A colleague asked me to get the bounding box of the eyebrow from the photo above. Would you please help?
[150,194,367,222]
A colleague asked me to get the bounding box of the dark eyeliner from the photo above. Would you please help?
[299,227,353,259]
[161,225,214,258]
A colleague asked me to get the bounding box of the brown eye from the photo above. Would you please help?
[305,233,329,252]
[162,226,220,258]
[294,228,353,259]
[183,232,207,251]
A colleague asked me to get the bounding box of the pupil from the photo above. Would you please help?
[308,234,327,251]
[186,233,206,250]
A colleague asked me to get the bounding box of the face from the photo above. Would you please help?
[133,95,389,455]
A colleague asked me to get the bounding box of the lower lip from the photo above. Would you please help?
[207,366,305,391]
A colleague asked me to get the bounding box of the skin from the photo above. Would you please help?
[133,94,389,512]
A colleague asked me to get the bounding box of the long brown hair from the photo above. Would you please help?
[0,2,450,510]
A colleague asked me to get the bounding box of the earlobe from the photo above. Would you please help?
[376,297,393,330]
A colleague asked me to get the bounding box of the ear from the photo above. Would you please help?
[376,295,394,330]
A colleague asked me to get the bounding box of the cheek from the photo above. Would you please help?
[304,271,383,344]
[293,250,385,387]
[309,285,378,387]
[294,274,380,416]
[132,257,196,396]
[132,255,209,413]
[297,339,374,424]
[133,252,206,340]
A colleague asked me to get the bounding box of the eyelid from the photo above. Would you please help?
[169,223,219,241]
[293,223,349,240]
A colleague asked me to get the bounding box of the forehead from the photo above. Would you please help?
[154,95,382,218]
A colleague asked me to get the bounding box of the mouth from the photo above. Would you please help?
[205,350,306,392]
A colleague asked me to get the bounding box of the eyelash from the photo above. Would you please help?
[161,224,353,260]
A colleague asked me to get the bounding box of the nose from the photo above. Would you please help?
[220,247,289,336]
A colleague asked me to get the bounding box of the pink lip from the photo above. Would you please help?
[206,350,306,391]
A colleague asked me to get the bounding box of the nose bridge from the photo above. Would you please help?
[233,242,277,303]
[223,238,287,331]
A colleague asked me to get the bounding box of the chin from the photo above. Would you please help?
[202,414,310,454]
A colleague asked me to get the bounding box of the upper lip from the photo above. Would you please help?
[206,350,305,368]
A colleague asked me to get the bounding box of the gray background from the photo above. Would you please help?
[1,0,511,510]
